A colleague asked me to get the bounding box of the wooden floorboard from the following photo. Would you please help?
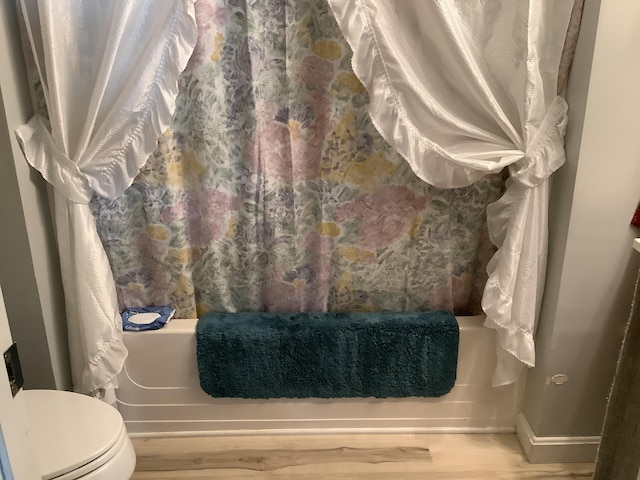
[131,433,594,479]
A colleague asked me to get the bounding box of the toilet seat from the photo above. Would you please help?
[23,390,136,479]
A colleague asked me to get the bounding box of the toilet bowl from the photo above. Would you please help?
[23,389,136,479]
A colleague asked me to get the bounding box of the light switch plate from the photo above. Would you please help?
[3,344,23,398]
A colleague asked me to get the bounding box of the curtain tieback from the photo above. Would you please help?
[509,96,569,189]
[15,115,94,204]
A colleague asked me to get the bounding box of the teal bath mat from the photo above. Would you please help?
[196,311,459,399]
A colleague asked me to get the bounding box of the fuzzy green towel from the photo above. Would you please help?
[196,311,458,399]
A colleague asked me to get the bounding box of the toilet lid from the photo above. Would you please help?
[23,390,125,479]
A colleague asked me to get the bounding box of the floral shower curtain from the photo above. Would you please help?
[90,0,505,318]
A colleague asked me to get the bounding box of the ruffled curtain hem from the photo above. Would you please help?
[84,332,129,394]
[326,0,514,190]
[90,0,199,200]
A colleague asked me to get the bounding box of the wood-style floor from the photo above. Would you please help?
[131,433,594,479]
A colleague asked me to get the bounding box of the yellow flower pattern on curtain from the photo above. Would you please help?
[90,0,504,318]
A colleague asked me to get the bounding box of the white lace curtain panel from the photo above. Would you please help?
[15,0,197,393]
[327,0,575,385]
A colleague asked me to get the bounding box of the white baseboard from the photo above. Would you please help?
[129,425,515,439]
[121,412,518,436]
[516,412,600,464]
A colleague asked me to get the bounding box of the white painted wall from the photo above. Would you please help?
[522,0,640,438]
[0,0,70,390]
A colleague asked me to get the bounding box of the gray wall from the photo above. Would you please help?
[0,0,70,390]
[522,0,640,437]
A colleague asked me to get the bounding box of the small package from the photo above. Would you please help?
[121,306,175,332]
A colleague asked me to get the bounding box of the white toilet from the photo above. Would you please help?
[23,389,136,479]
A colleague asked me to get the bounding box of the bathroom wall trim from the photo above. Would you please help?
[516,412,600,464]
[129,426,515,439]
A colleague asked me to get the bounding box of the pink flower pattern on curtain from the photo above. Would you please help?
[91,0,575,319]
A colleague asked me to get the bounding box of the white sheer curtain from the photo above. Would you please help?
[327,0,574,385]
[15,0,197,394]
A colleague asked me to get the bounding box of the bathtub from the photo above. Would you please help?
[116,315,522,436]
